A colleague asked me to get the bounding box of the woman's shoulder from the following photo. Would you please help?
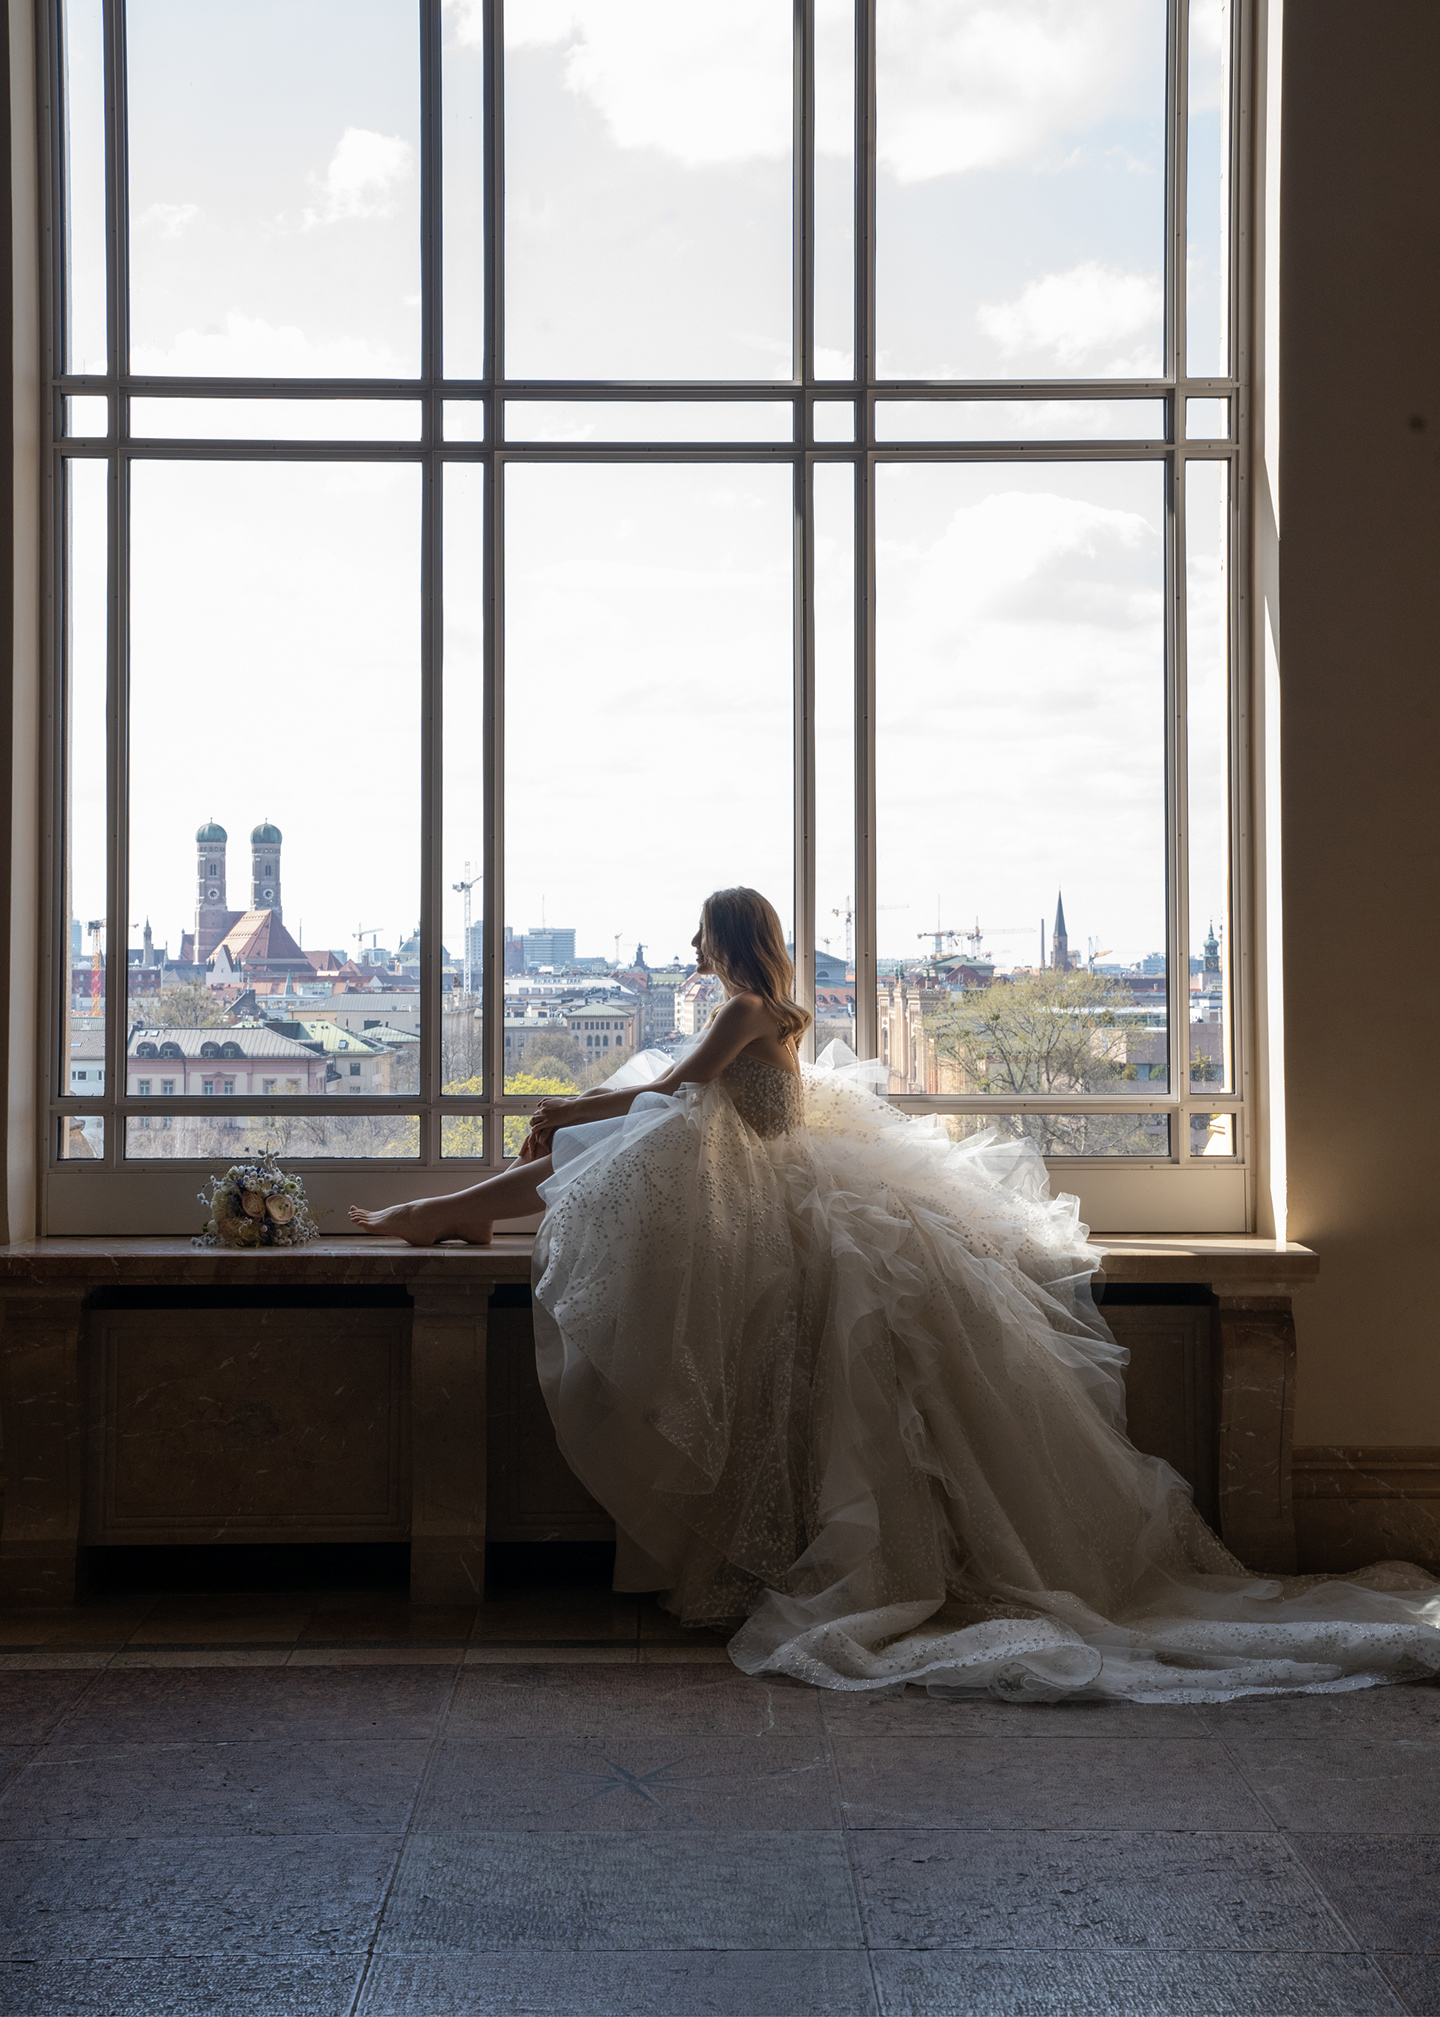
[715,990,770,1023]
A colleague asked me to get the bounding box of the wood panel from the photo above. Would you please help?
[486,1300,613,1545]
[85,1308,409,1545]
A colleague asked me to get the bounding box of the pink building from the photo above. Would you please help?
[127,1027,330,1098]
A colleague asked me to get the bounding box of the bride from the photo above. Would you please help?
[352,887,1440,1702]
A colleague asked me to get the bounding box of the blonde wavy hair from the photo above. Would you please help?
[699,887,812,1046]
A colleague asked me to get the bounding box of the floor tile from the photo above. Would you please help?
[0,1834,399,1956]
[375,1830,863,1952]
[0,1957,364,2014]
[636,1597,733,1647]
[1199,1681,1440,1743]
[0,1652,116,1673]
[444,1663,821,1739]
[870,1948,1405,2015]
[852,1828,1346,1951]
[56,1664,455,1747]
[289,1649,462,1668]
[1222,1737,1440,1831]
[0,1603,156,1649]
[0,1740,430,1839]
[463,1646,637,1665]
[0,1675,98,1746]
[412,1734,839,1831]
[832,1736,1270,1832]
[469,1591,640,1646]
[108,1649,293,1669]
[356,1949,878,2015]
[128,1597,313,1647]
[1292,1834,1440,1950]
[300,1601,476,1648]
[822,1691,1205,1738]
[1375,1954,1440,2016]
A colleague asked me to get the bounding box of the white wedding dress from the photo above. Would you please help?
[531,1044,1440,1703]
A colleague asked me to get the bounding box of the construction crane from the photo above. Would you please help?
[352,924,384,967]
[958,920,1032,957]
[87,918,104,1006]
[831,898,906,969]
[452,864,480,996]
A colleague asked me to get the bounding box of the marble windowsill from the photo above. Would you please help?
[0,1233,1317,1290]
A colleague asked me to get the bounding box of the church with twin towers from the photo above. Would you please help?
[180,819,312,983]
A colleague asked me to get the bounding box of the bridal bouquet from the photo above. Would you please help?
[196,1147,318,1249]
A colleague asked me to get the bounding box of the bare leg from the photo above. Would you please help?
[349,1155,553,1246]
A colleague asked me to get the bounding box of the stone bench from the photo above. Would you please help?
[0,1235,1318,1606]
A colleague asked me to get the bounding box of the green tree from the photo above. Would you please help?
[142,978,233,1029]
[926,969,1149,1157]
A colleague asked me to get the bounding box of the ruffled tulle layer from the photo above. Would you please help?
[531,1046,1440,1703]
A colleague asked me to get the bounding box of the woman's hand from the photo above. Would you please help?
[532,1095,579,1135]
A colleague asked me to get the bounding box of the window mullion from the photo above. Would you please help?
[102,0,129,1174]
[853,2,878,1061]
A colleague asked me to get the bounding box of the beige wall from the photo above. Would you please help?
[1281,2,1440,1440]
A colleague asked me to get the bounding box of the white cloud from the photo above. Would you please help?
[130,311,404,380]
[303,127,414,228]
[136,201,199,238]
[976,262,1162,373]
[496,0,792,166]
[877,0,1161,182]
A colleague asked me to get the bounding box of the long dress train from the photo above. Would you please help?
[530,1044,1440,1703]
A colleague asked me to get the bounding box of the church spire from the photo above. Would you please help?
[1050,891,1071,971]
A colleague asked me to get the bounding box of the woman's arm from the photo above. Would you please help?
[526,996,775,1149]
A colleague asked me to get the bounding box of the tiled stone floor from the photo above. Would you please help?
[0,1584,1435,2014]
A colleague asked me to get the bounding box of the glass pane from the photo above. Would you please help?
[1187,0,1232,378]
[127,462,421,1088]
[441,1114,486,1159]
[126,0,420,376]
[876,400,1165,443]
[61,1115,104,1160]
[813,402,855,443]
[65,458,107,1092]
[876,0,1167,381]
[504,463,794,1092]
[504,0,793,377]
[66,396,108,438]
[1189,1111,1236,1157]
[60,0,107,373]
[125,1113,419,1160]
[443,464,485,1094]
[814,462,855,1054]
[1185,397,1228,439]
[1186,459,1232,1092]
[876,462,1168,1099]
[442,0,486,378]
[815,0,855,377]
[505,403,793,444]
[131,399,422,441]
[444,400,487,442]
[937,1112,1171,1156]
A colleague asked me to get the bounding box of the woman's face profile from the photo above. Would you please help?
[692,922,713,973]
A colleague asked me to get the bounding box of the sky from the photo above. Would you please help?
[62,0,1233,986]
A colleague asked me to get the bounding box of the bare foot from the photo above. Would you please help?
[348,1198,493,1246]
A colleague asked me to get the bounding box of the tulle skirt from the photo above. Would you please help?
[531,1046,1440,1703]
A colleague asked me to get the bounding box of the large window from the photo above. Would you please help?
[46,0,1248,1232]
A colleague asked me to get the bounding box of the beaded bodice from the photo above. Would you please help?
[719,1053,806,1139]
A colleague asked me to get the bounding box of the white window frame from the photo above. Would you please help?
[30,0,1268,1236]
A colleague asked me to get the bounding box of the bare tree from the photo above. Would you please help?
[142,979,233,1029]
[926,969,1155,1156]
